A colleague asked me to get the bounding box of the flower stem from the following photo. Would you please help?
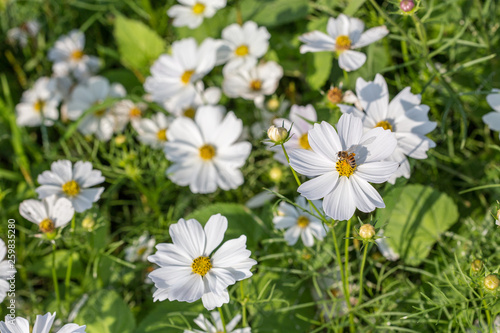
[240,281,247,327]
[218,307,227,333]
[344,218,352,305]
[65,215,76,303]
[52,243,61,313]
[358,243,370,305]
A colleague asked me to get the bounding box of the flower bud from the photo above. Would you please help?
[400,0,415,12]
[267,125,288,143]
[496,209,500,221]
[269,166,283,183]
[267,97,280,111]
[484,274,500,291]
[471,259,483,273]
[359,224,376,240]
[82,215,95,231]
[115,134,126,145]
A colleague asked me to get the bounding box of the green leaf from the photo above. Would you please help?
[344,0,367,16]
[186,203,265,249]
[113,15,166,75]
[377,184,459,266]
[27,250,83,279]
[75,289,136,333]
[241,0,310,27]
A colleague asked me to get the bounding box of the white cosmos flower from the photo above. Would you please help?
[7,20,40,47]
[165,82,223,119]
[339,74,436,184]
[36,160,105,213]
[271,104,317,164]
[223,61,283,105]
[67,76,126,141]
[125,233,156,263]
[216,21,270,75]
[113,99,147,133]
[147,214,257,310]
[299,14,388,72]
[0,312,86,333]
[16,77,61,127]
[48,30,100,80]
[0,239,16,303]
[483,89,500,139]
[167,0,227,29]
[185,311,250,333]
[136,112,174,149]
[144,38,218,109]
[165,106,251,194]
[289,113,398,221]
[19,195,75,234]
[274,196,326,247]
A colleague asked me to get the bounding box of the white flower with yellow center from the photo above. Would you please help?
[16,77,61,127]
[136,112,174,149]
[339,74,436,184]
[144,38,218,109]
[270,104,317,164]
[483,89,500,139]
[48,30,100,80]
[216,21,270,75]
[299,14,388,72]
[7,20,40,47]
[67,76,126,141]
[165,82,223,119]
[222,61,283,105]
[165,106,251,194]
[19,195,75,234]
[0,312,86,333]
[274,197,326,247]
[167,0,227,29]
[113,99,147,133]
[36,160,105,213]
[185,311,251,333]
[147,214,257,310]
[0,239,16,303]
[289,113,398,221]
[125,233,156,263]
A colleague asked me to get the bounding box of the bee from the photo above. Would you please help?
[337,151,357,168]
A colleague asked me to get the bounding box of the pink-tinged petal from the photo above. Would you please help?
[355,161,399,184]
[350,175,385,213]
[204,214,228,255]
[169,218,206,259]
[336,113,364,149]
[308,121,343,161]
[338,50,366,72]
[299,31,336,53]
[289,149,336,177]
[323,177,356,221]
[352,26,389,49]
[297,171,338,200]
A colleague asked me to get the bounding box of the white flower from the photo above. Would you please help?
[147,214,257,310]
[48,30,100,80]
[125,233,156,263]
[223,62,283,105]
[273,197,326,247]
[216,21,270,75]
[19,195,75,234]
[374,231,399,261]
[0,239,16,303]
[289,113,398,221]
[167,0,227,29]
[7,20,40,47]
[299,14,388,72]
[483,89,500,139]
[164,82,223,119]
[136,112,174,149]
[339,74,436,183]
[185,311,251,333]
[67,76,126,141]
[0,312,86,333]
[250,98,289,138]
[165,106,251,194]
[270,104,317,164]
[36,160,105,213]
[16,77,61,127]
[144,38,218,109]
[113,99,147,132]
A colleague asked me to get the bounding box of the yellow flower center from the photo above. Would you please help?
[157,129,167,141]
[71,50,84,61]
[192,2,206,15]
[297,215,310,229]
[336,159,356,177]
[191,256,212,276]
[62,180,81,196]
[183,107,196,119]
[335,35,351,52]
[34,100,46,112]
[235,45,249,56]
[375,120,393,131]
[137,247,147,256]
[199,144,216,160]
[327,87,343,104]
[129,107,142,118]
[39,218,55,233]
[298,133,311,150]
[181,70,194,85]
[250,80,262,91]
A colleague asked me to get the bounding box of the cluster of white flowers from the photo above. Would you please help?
[0,312,85,333]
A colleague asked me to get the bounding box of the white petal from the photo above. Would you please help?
[483,112,500,131]
[336,113,363,149]
[355,161,399,184]
[350,175,384,213]
[297,172,338,200]
[289,149,335,177]
[32,312,56,333]
[323,177,356,221]
[19,199,47,224]
[356,74,389,121]
[284,226,301,246]
[307,121,343,161]
[357,127,397,163]
[299,31,336,53]
[338,50,366,72]
[486,92,500,113]
[201,288,229,310]
[352,26,389,49]
[169,218,206,259]
[204,214,228,255]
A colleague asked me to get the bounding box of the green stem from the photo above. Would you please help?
[52,243,61,313]
[358,243,369,305]
[218,307,227,333]
[240,281,247,327]
[344,218,352,305]
[65,215,76,303]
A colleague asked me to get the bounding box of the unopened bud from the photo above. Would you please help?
[400,0,415,12]
[115,135,126,145]
[484,274,500,291]
[269,166,283,182]
[471,259,483,273]
[82,216,95,231]
[359,224,376,240]
[267,125,288,143]
[267,97,280,111]
[496,209,500,221]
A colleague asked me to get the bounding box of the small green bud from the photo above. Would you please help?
[471,259,483,273]
[267,125,288,144]
[484,274,500,291]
